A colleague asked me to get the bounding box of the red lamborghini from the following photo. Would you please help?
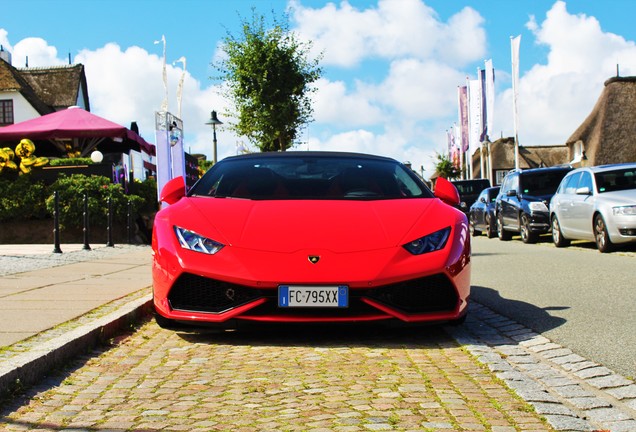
[152,152,470,329]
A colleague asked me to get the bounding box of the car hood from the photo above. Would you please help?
[168,197,456,254]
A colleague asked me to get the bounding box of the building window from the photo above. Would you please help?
[0,100,14,126]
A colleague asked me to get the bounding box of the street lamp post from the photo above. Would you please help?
[205,110,223,164]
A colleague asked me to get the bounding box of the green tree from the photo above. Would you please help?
[216,9,322,152]
[434,152,461,180]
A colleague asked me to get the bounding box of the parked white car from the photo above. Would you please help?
[550,163,636,252]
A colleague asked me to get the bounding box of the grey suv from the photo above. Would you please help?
[495,166,573,243]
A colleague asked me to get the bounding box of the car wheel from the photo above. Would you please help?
[497,214,512,241]
[594,214,614,253]
[486,215,497,238]
[520,214,538,244]
[551,215,570,247]
[470,220,481,237]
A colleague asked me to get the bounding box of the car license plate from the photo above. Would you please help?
[278,285,348,308]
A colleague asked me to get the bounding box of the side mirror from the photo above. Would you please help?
[506,189,517,197]
[479,197,487,203]
[575,186,592,195]
[160,176,186,205]
[434,177,460,207]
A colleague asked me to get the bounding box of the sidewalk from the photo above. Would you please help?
[0,244,153,396]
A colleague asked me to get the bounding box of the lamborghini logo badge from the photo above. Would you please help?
[308,255,320,264]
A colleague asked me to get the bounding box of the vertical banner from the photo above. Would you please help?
[468,78,482,152]
[168,113,185,186]
[155,111,186,206]
[458,86,469,153]
[484,59,495,140]
[468,78,482,180]
[511,35,521,169]
[458,85,469,179]
[478,68,487,142]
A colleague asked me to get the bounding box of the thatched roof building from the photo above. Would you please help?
[566,76,636,166]
[18,64,89,112]
[470,137,569,184]
[0,57,89,116]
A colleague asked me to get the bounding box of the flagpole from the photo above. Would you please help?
[511,35,521,170]
[154,35,168,113]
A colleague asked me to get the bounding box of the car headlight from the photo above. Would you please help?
[174,226,224,254]
[613,205,636,216]
[403,227,451,255]
[528,201,549,212]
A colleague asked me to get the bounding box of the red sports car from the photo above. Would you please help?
[152,152,470,329]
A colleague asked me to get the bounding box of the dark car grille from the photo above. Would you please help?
[365,274,458,313]
[168,273,459,317]
[168,273,263,313]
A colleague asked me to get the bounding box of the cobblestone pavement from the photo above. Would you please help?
[0,318,553,432]
[1,244,635,431]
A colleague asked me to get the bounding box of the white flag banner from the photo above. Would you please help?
[511,35,521,143]
[468,78,482,154]
[511,35,521,169]
[484,59,495,139]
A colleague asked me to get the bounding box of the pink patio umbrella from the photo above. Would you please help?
[0,106,155,157]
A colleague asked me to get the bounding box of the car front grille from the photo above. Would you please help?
[167,273,459,317]
[365,274,458,313]
[168,273,263,313]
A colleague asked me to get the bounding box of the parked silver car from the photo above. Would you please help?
[550,163,636,252]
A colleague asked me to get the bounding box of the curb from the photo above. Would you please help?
[0,294,153,398]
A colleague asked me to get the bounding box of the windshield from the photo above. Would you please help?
[189,155,433,200]
[520,170,570,196]
[595,167,636,193]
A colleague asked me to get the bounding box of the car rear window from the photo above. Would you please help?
[520,170,571,196]
[595,168,636,193]
[189,155,433,200]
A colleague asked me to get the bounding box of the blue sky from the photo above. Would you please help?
[3,0,636,177]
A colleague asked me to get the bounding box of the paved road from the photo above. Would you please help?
[470,235,636,379]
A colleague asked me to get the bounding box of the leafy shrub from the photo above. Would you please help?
[127,178,159,213]
[49,157,94,166]
[45,174,144,229]
[0,176,49,222]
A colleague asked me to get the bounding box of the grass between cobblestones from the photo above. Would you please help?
[0,319,556,431]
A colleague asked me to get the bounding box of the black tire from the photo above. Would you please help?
[470,220,481,237]
[520,214,538,244]
[485,215,497,238]
[497,213,512,241]
[551,215,570,248]
[594,214,614,253]
[447,313,467,326]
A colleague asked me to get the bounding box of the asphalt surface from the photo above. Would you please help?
[0,242,634,431]
[470,236,636,380]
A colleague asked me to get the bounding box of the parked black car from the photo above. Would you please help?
[469,186,500,238]
[451,178,491,215]
[495,166,573,243]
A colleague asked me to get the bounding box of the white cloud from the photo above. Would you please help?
[496,0,636,146]
[311,78,383,126]
[370,59,466,119]
[0,29,12,53]
[290,0,485,68]
[12,37,64,67]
